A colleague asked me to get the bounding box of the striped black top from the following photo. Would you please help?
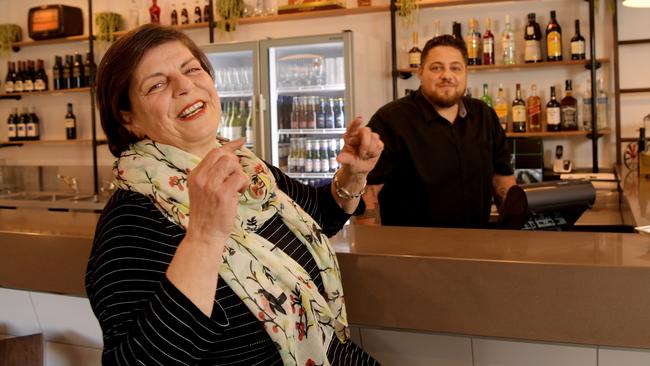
[85,164,378,365]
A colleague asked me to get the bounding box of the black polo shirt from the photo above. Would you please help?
[367,88,513,228]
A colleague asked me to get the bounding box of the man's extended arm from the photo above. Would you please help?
[492,174,516,210]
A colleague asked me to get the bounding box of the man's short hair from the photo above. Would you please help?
[420,35,469,66]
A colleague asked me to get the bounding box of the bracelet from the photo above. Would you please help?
[333,172,367,200]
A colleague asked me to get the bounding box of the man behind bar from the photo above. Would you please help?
[364,35,516,228]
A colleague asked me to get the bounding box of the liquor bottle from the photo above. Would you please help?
[63,55,73,89]
[524,13,543,63]
[4,61,14,93]
[316,97,326,129]
[73,53,85,88]
[171,3,178,25]
[482,17,495,65]
[481,83,493,108]
[328,139,339,172]
[494,84,509,131]
[319,140,329,173]
[204,0,210,22]
[34,59,48,91]
[466,18,481,65]
[304,139,314,173]
[245,99,253,144]
[511,83,526,133]
[570,19,586,60]
[181,2,189,24]
[560,80,578,131]
[408,32,422,68]
[452,21,462,40]
[26,106,39,141]
[194,0,202,23]
[502,15,516,65]
[149,0,161,24]
[596,78,609,130]
[546,86,561,131]
[84,52,97,87]
[312,140,321,173]
[6,107,17,141]
[65,103,77,140]
[23,61,35,92]
[526,84,542,132]
[335,98,345,128]
[14,61,24,93]
[582,80,592,131]
[53,56,63,90]
[546,10,563,61]
[17,107,28,141]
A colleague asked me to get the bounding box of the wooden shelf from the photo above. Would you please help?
[618,38,650,46]
[398,59,609,75]
[0,88,91,99]
[620,88,650,94]
[1,139,101,147]
[13,34,91,48]
[506,129,611,138]
[408,0,549,10]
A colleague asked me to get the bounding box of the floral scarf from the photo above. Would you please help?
[113,139,348,366]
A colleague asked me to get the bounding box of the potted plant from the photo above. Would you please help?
[217,0,245,33]
[95,12,122,44]
[0,24,21,58]
[396,0,419,27]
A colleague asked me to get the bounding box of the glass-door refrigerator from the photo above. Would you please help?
[201,41,261,154]
[260,32,354,187]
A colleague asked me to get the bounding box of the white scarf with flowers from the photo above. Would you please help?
[113,139,348,366]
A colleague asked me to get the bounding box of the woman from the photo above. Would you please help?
[85,24,383,365]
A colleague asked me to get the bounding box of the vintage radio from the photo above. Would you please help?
[28,5,83,40]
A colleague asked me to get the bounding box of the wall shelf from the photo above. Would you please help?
[506,129,611,139]
[397,59,609,77]
[0,88,91,99]
[0,139,101,147]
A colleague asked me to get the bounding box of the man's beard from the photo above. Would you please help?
[427,88,464,109]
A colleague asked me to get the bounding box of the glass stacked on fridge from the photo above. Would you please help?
[273,42,349,187]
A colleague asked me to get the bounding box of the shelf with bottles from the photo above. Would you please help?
[0,87,91,100]
[219,91,254,98]
[278,128,346,135]
[276,84,346,94]
[0,139,101,148]
[506,129,611,139]
[286,172,335,179]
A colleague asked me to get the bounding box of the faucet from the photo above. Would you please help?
[57,174,79,198]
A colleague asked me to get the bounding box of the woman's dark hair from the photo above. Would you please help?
[420,34,469,66]
[96,24,214,157]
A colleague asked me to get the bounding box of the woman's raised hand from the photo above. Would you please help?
[337,117,384,179]
[185,138,249,246]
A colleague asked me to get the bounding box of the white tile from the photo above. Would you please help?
[360,328,472,366]
[0,288,41,336]
[599,346,650,366]
[44,342,102,366]
[30,292,103,348]
[473,338,596,366]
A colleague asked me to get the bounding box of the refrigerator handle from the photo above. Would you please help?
[257,93,267,159]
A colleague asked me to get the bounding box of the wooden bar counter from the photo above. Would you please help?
[2,203,650,350]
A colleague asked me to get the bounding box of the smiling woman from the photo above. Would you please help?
[87,24,384,365]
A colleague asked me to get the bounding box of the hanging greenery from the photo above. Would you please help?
[217,0,245,33]
[0,24,21,59]
[396,0,420,28]
[95,12,122,43]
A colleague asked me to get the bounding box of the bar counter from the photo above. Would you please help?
[2,207,650,350]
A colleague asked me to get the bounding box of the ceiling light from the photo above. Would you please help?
[622,0,650,8]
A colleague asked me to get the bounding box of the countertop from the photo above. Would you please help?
[617,164,650,228]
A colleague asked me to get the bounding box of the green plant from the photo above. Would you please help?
[0,24,21,59]
[217,0,245,33]
[396,0,420,28]
[95,12,122,43]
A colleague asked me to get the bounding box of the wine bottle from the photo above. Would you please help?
[452,21,462,40]
[63,55,73,89]
[73,53,85,88]
[203,0,210,22]
[6,107,17,141]
[512,83,526,132]
[546,10,562,61]
[560,80,578,131]
[481,83,493,108]
[408,32,422,68]
[23,61,35,93]
[84,52,97,87]
[194,0,202,23]
[34,59,48,91]
[26,106,39,141]
[527,84,542,132]
[466,18,481,65]
[171,3,178,25]
[482,17,495,65]
[570,19,586,60]
[53,56,63,90]
[4,61,15,93]
[524,13,542,63]
[149,0,161,24]
[65,103,77,140]
[17,107,28,141]
[546,86,561,132]
[14,61,24,93]
[494,84,509,131]
[502,15,516,65]
[181,2,189,24]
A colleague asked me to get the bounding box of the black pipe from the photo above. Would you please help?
[89,0,99,196]
[209,0,215,43]
[390,0,397,100]
[588,0,598,173]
